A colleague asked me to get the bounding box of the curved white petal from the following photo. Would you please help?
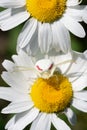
[74,91,87,101]
[52,21,71,53]
[30,113,51,130]
[52,114,71,130]
[2,101,33,113]
[72,98,87,112]
[18,32,39,57]
[0,87,29,102]
[61,15,85,38]
[66,7,84,22]
[0,10,29,31]
[51,23,60,52]
[30,113,41,130]
[66,54,87,82]
[26,33,39,56]
[65,108,77,125]
[0,0,25,8]
[1,72,29,93]
[72,71,87,92]
[38,23,52,53]
[82,6,87,23]
[71,69,87,91]
[67,0,82,6]
[17,21,39,57]
[2,60,15,72]
[0,8,12,22]
[13,50,34,67]
[83,50,87,58]
[49,52,73,74]
[17,18,37,48]
[12,50,37,80]
[83,15,87,24]
[12,108,39,130]
[5,116,15,130]
[83,6,87,24]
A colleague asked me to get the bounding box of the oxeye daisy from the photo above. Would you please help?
[0,0,87,53]
[0,50,87,130]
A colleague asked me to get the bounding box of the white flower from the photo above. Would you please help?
[0,50,87,130]
[0,0,87,53]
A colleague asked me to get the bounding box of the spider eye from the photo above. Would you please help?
[35,59,53,72]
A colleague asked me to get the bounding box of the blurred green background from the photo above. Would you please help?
[0,0,87,130]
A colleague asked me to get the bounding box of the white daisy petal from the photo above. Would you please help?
[72,98,87,112]
[12,50,34,68]
[0,87,29,102]
[12,50,37,80]
[38,114,51,130]
[66,7,84,22]
[52,21,71,53]
[0,8,11,21]
[13,108,39,130]
[0,87,16,102]
[51,24,60,52]
[61,15,86,38]
[1,72,29,93]
[5,116,15,130]
[30,113,41,130]
[50,52,73,74]
[69,67,87,88]
[74,91,87,101]
[30,113,51,130]
[0,0,25,8]
[52,114,71,130]
[2,60,15,72]
[0,7,27,23]
[26,34,39,56]
[83,16,87,24]
[72,73,87,91]
[65,108,77,125]
[83,6,87,23]
[38,23,52,53]
[83,50,87,59]
[17,32,39,57]
[17,18,37,49]
[67,0,81,6]
[2,101,33,114]
[70,68,87,91]
[0,10,29,31]
[65,54,87,82]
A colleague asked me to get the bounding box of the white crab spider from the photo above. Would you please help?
[35,58,74,79]
[35,59,53,72]
[12,59,73,79]
[35,59,54,79]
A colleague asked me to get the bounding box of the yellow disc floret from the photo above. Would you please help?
[30,72,73,113]
[26,0,66,23]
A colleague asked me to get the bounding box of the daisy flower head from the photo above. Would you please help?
[0,50,87,130]
[0,0,87,54]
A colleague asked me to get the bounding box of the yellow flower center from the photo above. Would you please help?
[26,0,66,23]
[30,72,73,113]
